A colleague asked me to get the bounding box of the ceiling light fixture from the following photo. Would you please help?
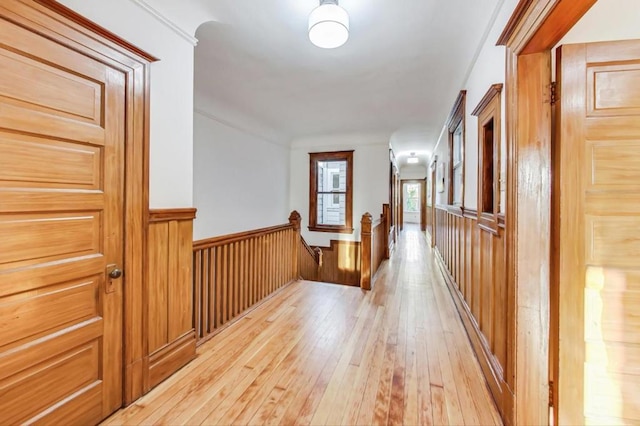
[408,152,419,164]
[308,0,349,49]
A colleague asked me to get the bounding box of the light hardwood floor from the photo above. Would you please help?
[104,225,502,425]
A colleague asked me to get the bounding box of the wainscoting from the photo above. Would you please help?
[300,237,322,282]
[433,206,514,422]
[192,216,299,345]
[147,209,198,391]
[316,239,361,286]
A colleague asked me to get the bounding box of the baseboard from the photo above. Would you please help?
[148,330,196,390]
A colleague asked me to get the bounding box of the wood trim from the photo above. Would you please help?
[146,213,196,393]
[520,1,597,54]
[193,223,294,250]
[432,207,512,422]
[463,207,478,219]
[308,225,354,234]
[35,0,158,62]
[400,179,428,229]
[360,213,373,290]
[446,205,463,217]
[496,0,535,46]
[498,1,597,423]
[300,236,322,281]
[308,150,354,234]
[149,208,197,222]
[497,0,596,53]
[447,90,467,206]
[147,331,196,390]
[383,203,392,257]
[473,84,503,233]
[471,84,504,116]
[504,47,519,426]
[316,239,361,286]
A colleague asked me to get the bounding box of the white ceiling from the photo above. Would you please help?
[150,0,503,167]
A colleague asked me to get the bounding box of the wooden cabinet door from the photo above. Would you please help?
[556,39,640,425]
[0,9,125,424]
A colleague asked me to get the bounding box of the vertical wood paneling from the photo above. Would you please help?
[433,206,510,423]
[317,240,361,286]
[480,231,494,347]
[147,208,197,391]
[494,234,507,369]
[472,226,481,321]
[147,223,168,353]
[300,239,322,281]
[192,221,300,344]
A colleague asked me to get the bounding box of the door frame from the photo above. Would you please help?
[400,179,427,231]
[29,0,157,406]
[497,0,597,424]
[430,160,437,247]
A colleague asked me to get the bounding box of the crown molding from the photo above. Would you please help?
[129,0,198,46]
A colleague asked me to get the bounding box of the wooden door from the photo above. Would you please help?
[556,39,640,424]
[0,9,125,424]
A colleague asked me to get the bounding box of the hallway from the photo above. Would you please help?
[104,226,501,425]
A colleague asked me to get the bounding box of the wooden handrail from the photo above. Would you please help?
[301,237,322,263]
[301,237,315,257]
[299,235,322,280]
[193,223,294,250]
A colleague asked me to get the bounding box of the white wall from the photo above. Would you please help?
[400,165,427,180]
[431,0,520,211]
[552,0,640,78]
[558,0,640,45]
[193,111,290,240]
[290,133,390,247]
[59,0,195,208]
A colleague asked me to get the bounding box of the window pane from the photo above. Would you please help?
[317,160,347,192]
[453,167,463,204]
[317,193,346,226]
[404,183,420,213]
[453,123,463,165]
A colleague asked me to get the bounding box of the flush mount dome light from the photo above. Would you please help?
[408,152,419,164]
[309,0,349,49]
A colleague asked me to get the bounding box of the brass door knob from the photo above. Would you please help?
[109,268,123,279]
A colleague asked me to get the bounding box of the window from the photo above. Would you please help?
[309,150,354,233]
[447,90,466,206]
[404,183,420,213]
[472,83,502,232]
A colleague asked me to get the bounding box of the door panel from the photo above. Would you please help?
[557,39,640,424]
[0,10,124,425]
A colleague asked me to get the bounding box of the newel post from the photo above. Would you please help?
[289,210,302,279]
[360,212,373,290]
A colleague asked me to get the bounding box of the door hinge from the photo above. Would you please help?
[550,81,558,105]
[549,381,554,407]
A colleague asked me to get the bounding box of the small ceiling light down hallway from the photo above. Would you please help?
[408,152,419,164]
[308,0,349,49]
